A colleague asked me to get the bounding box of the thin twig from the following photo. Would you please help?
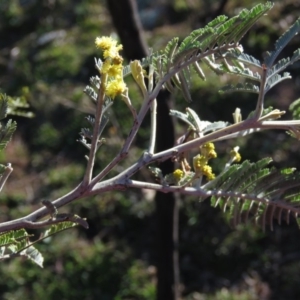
[82,74,107,186]
[89,153,126,186]
[124,179,300,215]
[148,98,157,154]
[148,63,157,154]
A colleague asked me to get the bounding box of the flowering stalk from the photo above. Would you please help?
[193,142,217,181]
[83,36,126,186]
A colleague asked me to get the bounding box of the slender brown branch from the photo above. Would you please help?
[82,74,107,186]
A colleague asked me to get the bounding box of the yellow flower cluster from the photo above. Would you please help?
[193,142,217,181]
[201,165,215,181]
[173,169,184,182]
[200,142,217,159]
[95,36,126,99]
[193,154,215,180]
[230,147,242,162]
[95,36,123,58]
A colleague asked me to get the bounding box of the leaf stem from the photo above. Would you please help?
[148,98,157,154]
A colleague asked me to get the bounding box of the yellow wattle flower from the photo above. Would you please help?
[95,36,127,99]
[230,147,242,162]
[201,142,217,159]
[101,60,112,75]
[193,154,215,180]
[107,64,123,77]
[95,36,117,50]
[193,154,207,172]
[203,142,215,150]
[103,45,123,59]
[106,78,126,99]
[173,169,184,182]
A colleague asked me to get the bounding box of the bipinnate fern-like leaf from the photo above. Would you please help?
[220,33,300,97]
[264,16,300,67]
[156,4,300,104]
[149,3,272,101]
[203,158,300,230]
[122,3,275,102]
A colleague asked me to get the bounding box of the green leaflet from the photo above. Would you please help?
[265,16,300,67]
[289,98,300,119]
[42,221,79,237]
[265,72,291,93]
[20,246,44,268]
[206,15,228,28]
[225,3,273,44]
[0,229,30,247]
[206,158,300,230]
[164,37,179,68]
[0,229,43,267]
[0,220,84,267]
[178,70,192,103]
[192,62,206,81]
[230,52,262,69]
[220,83,259,94]
[0,119,17,152]
[266,50,300,81]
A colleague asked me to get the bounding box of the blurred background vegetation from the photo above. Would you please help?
[1,0,300,299]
